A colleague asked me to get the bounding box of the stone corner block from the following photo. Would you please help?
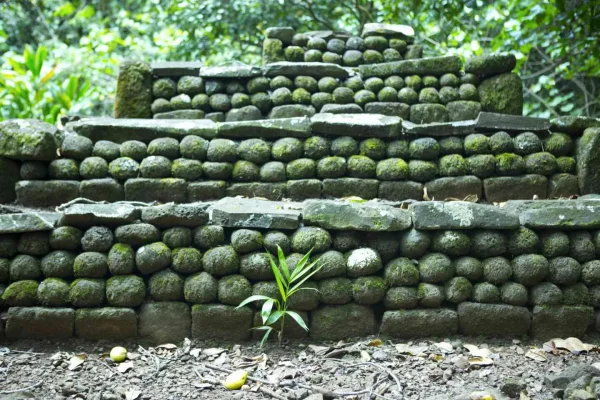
[457,302,530,336]
[75,307,137,340]
[6,307,74,339]
[191,304,253,341]
[139,302,191,344]
[531,305,594,340]
[380,309,458,338]
[309,304,376,340]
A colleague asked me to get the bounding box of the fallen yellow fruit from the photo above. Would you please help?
[110,346,128,363]
[224,370,248,390]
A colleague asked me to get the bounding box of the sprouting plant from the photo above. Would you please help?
[236,246,323,347]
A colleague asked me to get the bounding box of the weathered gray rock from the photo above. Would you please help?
[425,176,482,201]
[303,199,411,231]
[124,178,187,203]
[151,61,203,77]
[311,113,401,138]
[475,112,550,132]
[5,307,74,339]
[192,304,253,341]
[551,116,600,134]
[0,213,59,234]
[225,183,286,200]
[114,61,152,118]
[361,23,415,42]
[402,120,476,137]
[60,203,139,228]
[381,309,458,338]
[411,201,519,230]
[188,181,226,201]
[75,307,137,340]
[531,305,594,339]
[410,104,450,124]
[484,175,548,202]
[225,106,262,122]
[322,178,379,199]
[141,203,209,228]
[545,364,600,389]
[446,101,481,121]
[320,104,364,114]
[359,56,462,78]
[153,110,205,119]
[576,128,600,195]
[210,197,301,229]
[378,181,423,201]
[464,53,516,76]
[217,117,312,139]
[268,105,316,119]
[0,119,60,161]
[458,302,530,336]
[478,72,523,115]
[519,204,600,229]
[364,102,410,119]
[15,180,80,208]
[138,302,191,344]
[265,27,295,44]
[199,65,262,78]
[67,117,218,143]
[262,62,350,78]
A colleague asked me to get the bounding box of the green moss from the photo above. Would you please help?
[347,155,377,178]
[69,278,105,307]
[286,158,316,180]
[376,158,409,181]
[304,49,323,62]
[291,227,331,254]
[231,93,251,108]
[556,156,576,173]
[311,92,333,111]
[405,75,422,91]
[363,49,383,64]
[331,136,358,157]
[294,76,318,93]
[2,280,39,306]
[354,90,376,107]
[271,137,303,162]
[419,88,440,104]
[418,253,454,283]
[218,274,252,306]
[351,276,387,305]
[524,152,557,175]
[472,282,500,303]
[467,155,496,178]
[513,132,542,155]
[500,282,528,306]
[431,231,471,257]
[149,268,184,301]
[38,278,70,306]
[292,88,312,104]
[119,140,147,162]
[232,160,260,181]
[478,72,522,115]
[439,154,468,177]
[284,45,304,62]
[344,76,364,92]
[495,153,525,175]
[114,61,152,118]
[470,230,507,258]
[439,87,460,104]
[512,254,549,286]
[317,156,346,179]
[319,278,352,305]
[106,275,145,307]
[384,257,419,286]
[409,138,439,160]
[359,138,387,160]
[332,87,354,104]
[482,256,512,285]
[464,134,490,155]
[378,87,398,102]
[184,271,217,303]
[408,160,438,182]
[384,287,418,309]
[417,283,444,308]
[262,38,284,64]
[172,158,203,180]
[445,277,472,303]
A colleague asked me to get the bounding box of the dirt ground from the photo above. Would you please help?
[1,334,600,400]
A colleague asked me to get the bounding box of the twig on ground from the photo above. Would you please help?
[92,359,115,377]
[258,386,288,400]
[324,359,403,395]
[0,380,43,394]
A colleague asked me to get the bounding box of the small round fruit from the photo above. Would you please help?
[110,346,127,363]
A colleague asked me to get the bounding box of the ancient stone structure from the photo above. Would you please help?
[1,22,600,343]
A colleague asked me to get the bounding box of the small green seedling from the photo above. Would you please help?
[236,245,323,347]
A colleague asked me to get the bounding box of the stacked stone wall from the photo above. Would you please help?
[2,199,600,342]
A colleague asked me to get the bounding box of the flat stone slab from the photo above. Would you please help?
[153,110,205,119]
[150,61,203,77]
[0,119,60,161]
[402,120,476,137]
[320,104,363,114]
[67,118,218,143]
[519,204,600,229]
[475,112,550,132]
[303,199,411,231]
[458,303,530,336]
[209,197,302,229]
[6,307,74,339]
[361,23,415,42]
[464,53,516,76]
[141,203,210,228]
[531,306,594,339]
[576,128,600,194]
[311,113,402,138]
[217,117,312,138]
[380,309,458,338]
[262,62,350,78]
[199,65,263,78]
[410,201,519,230]
[484,175,548,203]
[550,116,600,134]
[60,203,140,227]
[0,212,59,234]
[359,56,462,78]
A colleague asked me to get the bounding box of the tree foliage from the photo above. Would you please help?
[1,0,598,122]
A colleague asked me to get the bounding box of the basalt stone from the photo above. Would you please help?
[411,201,519,230]
[445,276,472,304]
[81,226,113,252]
[148,269,184,301]
[184,272,217,303]
[5,307,73,339]
[141,203,208,228]
[545,364,600,390]
[60,203,138,228]
[210,197,300,230]
[171,247,203,275]
[162,227,192,249]
[359,56,461,78]
[75,308,137,340]
[135,242,171,275]
[384,257,419,287]
[49,227,82,251]
[409,104,450,124]
[552,116,600,134]
[262,62,350,79]
[322,178,379,199]
[512,254,548,286]
[267,105,315,119]
[484,175,547,202]
[202,245,239,276]
[320,104,363,114]
[531,305,594,339]
[124,178,187,203]
[225,105,262,122]
[19,160,47,180]
[187,181,226,201]
[108,244,135,275]
[0,213,57,235]
[399,229,430,258]
[385,287,418,309]
[425,176,482,201]
[15,180,80,207]
[519,204,600,230]
[69,278,105,307]
[465,53,517,76]
[225,183,286,201]
[418,283,444,307]
[548,173,579,198]
[458,302,530,336]
[365,102,410,119]
[287,179,322,201]
[73,252,107,278]
[310,304,376,340]
[151,61,203,77]
[378,181,423,201]
[311,113,402,138]
[447,101,481,121]
[475,112,550,133]
[115,223,160,247]
[154,109,206,120]
[576,128,600,195]
[192,304,253,341]
[41,250,75,278]
[61,135,93,160]
[478,73,523,115]
[0,119,60,161]
[10,254,42,281]
[303,200,411,231]
[139,302,191,344]
[381,309,458,338]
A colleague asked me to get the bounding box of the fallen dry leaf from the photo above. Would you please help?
[203,348,226,357]
[395,344,428,356]
[360,350,371,362]
[463,344,492,358]
[308,345,330,355]
[190,348,202,358]
[543,337,595,355]
[125,389,141,400]
[155,343,177,350]
[68,353,87,370]
[367,338,383,347]
[117,361,134,373]
[525,348,547,362]
[434,342,454,353]
[520,391,530,400]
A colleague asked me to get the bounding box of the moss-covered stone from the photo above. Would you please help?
[152,78,177,99]
[470,230,507,258]
[303,49,322,62]
[270,87,292,107]
[319,277,352,305]
[332,231,361,253]
[417,283,444,308]
[556,157,576,173]
[409,138,439,160]
[463,134,489,156]
[569,231,596,262]
[177,76,204,96]
[408,160,438,182]
[332,87,354,104]
[375,158,409,181]
[478,72,523,115]
[287,280,319,311]
[170,247,203,275]
[562,283,590,306]
[359,138,386,160]
[114,61,152,118]
[49,226,82,251]
[239,252,272,280]
[262,231,290,255]
[81,226,113,253]
[345,248,381,277]
[495,153,525,175]
[271,137,303,162]
[506,227,539,256]
[115,223,160,247]
[384,140,408,159]
[183,271,217,303]
[512,254,548,286]
[331,136,358,157]
[284,45,304,62]
[37,278,69,306]
[481,256,512,285]
[363,49,383,64]
[382,48,402,62]
[191,94,211,111]
[135,242,171,275]
[431,230,471,256]
[140,156,172,178]
[9,254,41,281]
[352,276,387,305]
[230,93,251,109]
[453,256,482,281]
[79,157,109,178]
[47,159,79,181]
[171,158,202,180]
[170,93,192,110]
[286,158,316,179]
[202,245,239,276]
[439,154,468,177]
[466,155,495,178]
[291,88,311,105]
[539,231,570,258]
[17,231,49,257]
[73,252,107,278]
[20,161,47,180]
[546,256,581,286]
[262,38,284,64]
[107,243,135,275]
[38,250,73,279]
[216,274,251,306]
[399,229,430,259]
[363,77,383,93]
[344,76,365,91]
[260,161,286,182]
[385,287,418,309]
[524,152,557,175]
[354,89,376,107]
[201,161,233,180]
[341,49,362,66]
[419,87,440,104]
[106,275,145,307]
[69,278,105,307]
[488,131,513,154]
[384,257,419,286]
[513,132,542,155]
[500,282,528,306]
[439,87,460,104]
[231,160,259,181]
[2,280,39,306]
[418,253,454,283]
[581,260,600,286]
[190,227,223,251]
[458,83,478,101]
[178,137,207,162]
[347,155,376,178]
[148,269,184,301]
[445,276,472,303]
[405,75,422,91]
[472,282,501,303]
[108,157,139,180]
[310,250,346,280]
[230,229,262,254]
[208,93,231,111]
[543,132,573,156]
[291,227,331,254]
